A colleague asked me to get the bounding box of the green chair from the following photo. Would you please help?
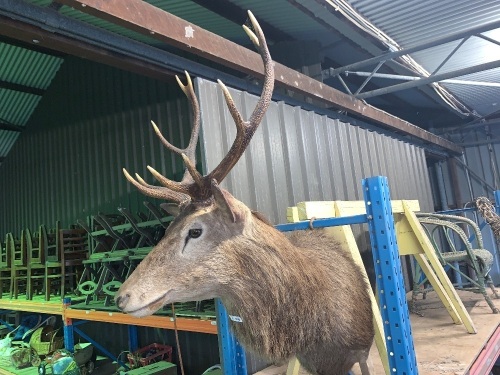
[412,212,499,314]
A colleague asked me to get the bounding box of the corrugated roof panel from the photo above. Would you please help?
[346,0,500,116]
[411,36,500,74]
[0,130,19,158]
[25,0,52,6]
[0,89,42,125]
[0,43,63,89]
[348,0,500,48]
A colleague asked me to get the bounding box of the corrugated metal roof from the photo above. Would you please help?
[0,41,63,163]
[0,44,61,89]
[349,0,500,48]
[0,131,19,159]
[347,0,500,117]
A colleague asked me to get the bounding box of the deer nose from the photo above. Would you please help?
[115,293,131,310]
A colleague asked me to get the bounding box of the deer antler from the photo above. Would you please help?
[123,10,274,205]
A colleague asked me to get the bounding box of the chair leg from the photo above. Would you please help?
[44,269,50,301]
[477,274,499,313]
[61,266,66,299]
[26,269,32,300]
[486,274,500,299]
[410,261,425,315]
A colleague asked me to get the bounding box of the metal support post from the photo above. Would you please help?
[128,325,139,353]
[363,176,418,375]
[62,298,75,352]
[216,299,247,375]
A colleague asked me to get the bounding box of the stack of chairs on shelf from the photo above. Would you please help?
[76,202,172,306]
[0,234,13,298]
[2,222,89,301]
[0,202,172,305]
[45,224,89,301]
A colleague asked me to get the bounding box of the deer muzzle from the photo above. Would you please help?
[115,288,171,317]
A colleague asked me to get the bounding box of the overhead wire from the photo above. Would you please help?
[325,0,476,118]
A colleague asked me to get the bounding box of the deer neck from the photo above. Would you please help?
[218,220,325,358]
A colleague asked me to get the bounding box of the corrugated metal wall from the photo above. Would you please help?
[435,128,500,283]
[0,56,192,234]
[197,77,435,223]
[445,127,500,202]
[197,77,436,372]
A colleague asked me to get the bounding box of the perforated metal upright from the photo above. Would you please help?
[217,299,247,375]
[363,176,418,375]
[63,297,75,352]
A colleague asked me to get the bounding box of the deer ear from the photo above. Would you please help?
[211,180,244,223]
[160,203,181,218]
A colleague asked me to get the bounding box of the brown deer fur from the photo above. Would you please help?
[117,188,374,375]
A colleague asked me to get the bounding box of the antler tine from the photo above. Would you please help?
[124,12,274,204]
[146,165,192,195]
[122,168,189,203]
[151,71,201,178]
[206,10,274,186]
[176,72,201,164]
[151,71,201,191]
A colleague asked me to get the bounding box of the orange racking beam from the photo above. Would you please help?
[64,308,217,334]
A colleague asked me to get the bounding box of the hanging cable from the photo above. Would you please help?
[171,303,185,375]
[325,0,475,117]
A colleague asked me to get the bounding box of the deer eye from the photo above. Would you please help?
[188,228,202,239]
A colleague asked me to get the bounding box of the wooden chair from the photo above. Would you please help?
[10,231,28,299]
[59,227,89,298]
[24,228,46,300]
[92,214,134,306]
[413,212,499,313]
[0,235,13,298]
[43,222,61,300]
[45,223,88,300]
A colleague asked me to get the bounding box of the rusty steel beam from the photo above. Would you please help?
[0,120,23,132]
[58,0,462,154]
[0,15,177,84]
[0,79,45,96]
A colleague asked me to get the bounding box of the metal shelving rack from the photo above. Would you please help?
[2,176,498,374]
[0,176,418,374]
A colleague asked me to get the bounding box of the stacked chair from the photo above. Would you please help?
[4,222,88,301]
[0,235,12,298]
[45,224,88,301]
[77,202,172,306]
[0,202,171,305]
[9,232,26,299]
